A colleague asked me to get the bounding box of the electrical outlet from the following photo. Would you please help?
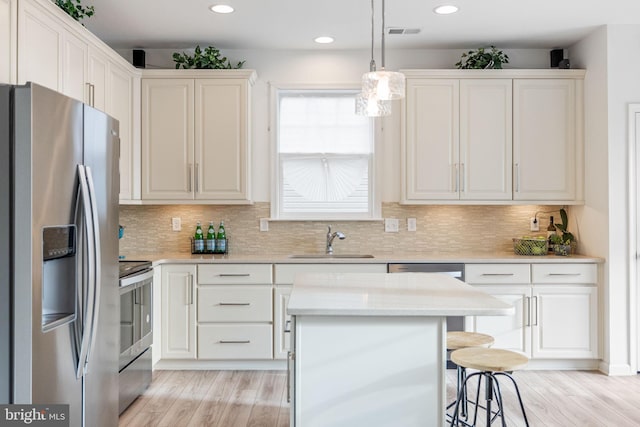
[384,218,400,233]
[530,217,539,232]
[407,218,417,232]
[259,218,269,232]
[171,217,182,231]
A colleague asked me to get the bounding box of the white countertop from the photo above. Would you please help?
[121,252,604,265]
[287,272,515,316]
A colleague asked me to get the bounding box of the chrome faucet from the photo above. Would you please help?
[326,225,346,255]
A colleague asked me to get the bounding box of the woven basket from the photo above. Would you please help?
[512,238,548,256]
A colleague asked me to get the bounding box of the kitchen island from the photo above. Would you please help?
[287,272,514,427]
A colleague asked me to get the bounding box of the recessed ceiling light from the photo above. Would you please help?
[433,5,459,15]
[314,36,335,44]
[210,4,234,14]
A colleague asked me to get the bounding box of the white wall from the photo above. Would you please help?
[571,24,640,375]
[121,47,550,202]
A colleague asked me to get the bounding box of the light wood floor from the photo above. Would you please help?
[119,369,640,427]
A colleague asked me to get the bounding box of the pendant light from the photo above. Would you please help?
[355,0,391,116]
[361,0,405,101]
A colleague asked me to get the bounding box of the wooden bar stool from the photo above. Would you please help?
[449,347,530,427]
[446,332,495,423]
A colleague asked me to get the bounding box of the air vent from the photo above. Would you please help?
[388,28,421,35]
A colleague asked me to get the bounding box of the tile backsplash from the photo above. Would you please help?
[119,203,565,256]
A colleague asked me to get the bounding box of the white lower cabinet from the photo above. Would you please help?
[196,264,273,360]
[161,264,196,359]
[465,263,599,360]
[273,263,387,360]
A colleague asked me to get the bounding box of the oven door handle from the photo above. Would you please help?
[119,269,154,289]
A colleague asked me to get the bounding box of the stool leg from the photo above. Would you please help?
[450,372,482,427]
[484,373,493,427]
[495,372,530,427]
[490,374,507,427]
[459,366,468,418]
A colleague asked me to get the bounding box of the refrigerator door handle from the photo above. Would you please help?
[75,165,97,379]
[83,166,102,374]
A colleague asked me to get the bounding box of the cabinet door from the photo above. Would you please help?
[0,0,16,84]
[60,29,87,102]
[141,78,194,200]
[532,285,598,359]
[513,79,576,201]
[108,63,135,201]
[467,285,531,356]
[274,285,292,360]
[87,47,107,110]
[195,79,250,201]
[17,0,61,91]
[403,79,459,201]
[460,79,512,200]
[161,265,196,359]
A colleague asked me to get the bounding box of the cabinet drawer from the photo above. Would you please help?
[198,286,272,322]
[198,264,272,285]
[274,263,387,284]
[465,264,531,284]
[532,264,597,284]
[198,324,273,359]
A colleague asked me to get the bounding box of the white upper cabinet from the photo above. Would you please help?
[460,79,513,200]
[401,70,584,205]
[513,79,580,202]
[0,0,17,84]
[141,78,195,200]
[403,78,459,201]
[141,70,256,204]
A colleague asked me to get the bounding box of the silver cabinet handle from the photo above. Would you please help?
[460,163,465,192]
[284,320,291,333]
[454,163,459,192]
[195,163,199,193]
[219,302,251,306]
[525,296,530,326]
[532,296,538,326]
[481,273,514,276]
[219,340,250,344]
[188,274,194,305]
[187,164,193,192]
[218,273,251,277]
[287,351,294,403]
[515,163,520,192]
[548,273,581,276]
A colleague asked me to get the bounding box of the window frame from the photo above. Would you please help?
[270,83,382,221]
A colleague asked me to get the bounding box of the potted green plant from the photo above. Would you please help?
[550,208,576,256]
[172,45,245,69]
[55,0,95,23]
[455,46,509,69]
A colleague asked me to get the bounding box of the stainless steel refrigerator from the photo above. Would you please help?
[0,83,120,427]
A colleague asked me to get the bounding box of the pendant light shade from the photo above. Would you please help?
[355,92,391,116]
[361,69,405,101]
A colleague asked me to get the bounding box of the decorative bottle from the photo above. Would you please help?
[216,221,227,253]
[194,222,204,254]
[547,216,556,252]
[206,221,216,253]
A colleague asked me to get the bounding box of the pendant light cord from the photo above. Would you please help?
[381,0,386,70]
[369,0,376,72]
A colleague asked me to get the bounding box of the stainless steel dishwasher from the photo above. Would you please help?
[388,263,465,368]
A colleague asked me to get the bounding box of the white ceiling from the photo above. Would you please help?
[85,0,640,50]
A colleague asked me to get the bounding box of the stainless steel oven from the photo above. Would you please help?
[118,261,153,414]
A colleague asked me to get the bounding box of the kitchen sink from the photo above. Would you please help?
[287,254,375,259]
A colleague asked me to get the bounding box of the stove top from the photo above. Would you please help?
[119,260,152,279]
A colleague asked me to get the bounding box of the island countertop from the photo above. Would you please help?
[287,272,515,316]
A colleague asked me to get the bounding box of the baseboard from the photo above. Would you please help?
[524,359,600,371]
[598,360,637,376]
[154,359,287,370]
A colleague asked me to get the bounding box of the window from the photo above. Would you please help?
[272,86,379,220]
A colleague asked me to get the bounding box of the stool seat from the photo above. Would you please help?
[451,347,529,372]
[447,331,495,350]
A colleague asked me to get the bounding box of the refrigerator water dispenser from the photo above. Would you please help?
[42,225,76,331]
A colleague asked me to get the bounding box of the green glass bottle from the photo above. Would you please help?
[194,221,204,253]
[216,221,226,253]
[206,221,216,253]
